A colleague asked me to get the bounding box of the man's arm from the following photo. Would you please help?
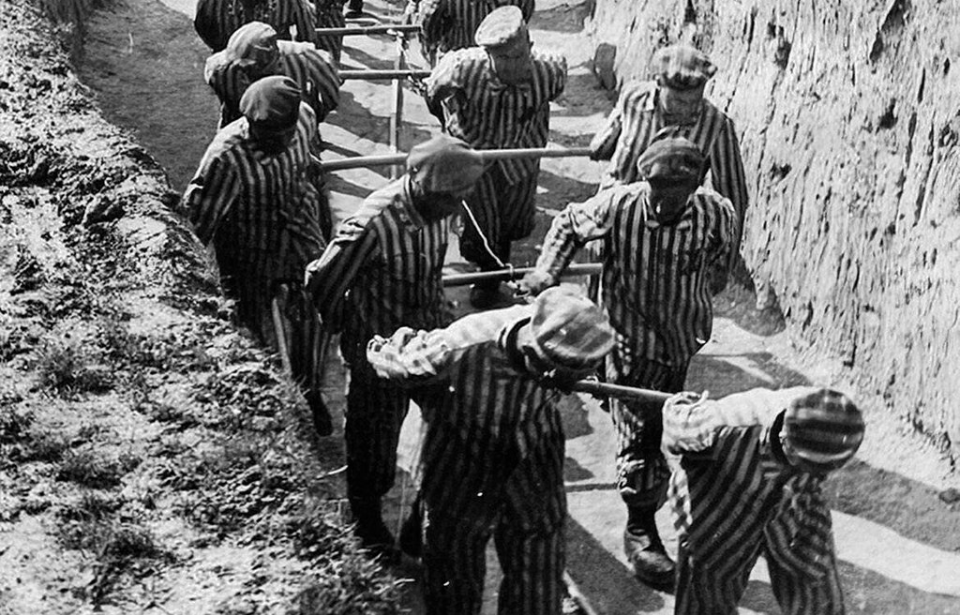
[589,91,624,161]
[662,387,821,455]
[522,189,615,293]
[367,305,531,383]
[702,191,737,295]
[182,147,241,245]
[303,216,379,330]
[194,0,228,51]
[710,118,749,241]
[292,0,322,46]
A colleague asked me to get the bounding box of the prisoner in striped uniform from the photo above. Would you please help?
[204,22,341,238]
[522,137,736,587]
[591,45,748,260]
[204,22,340,128]
[367,285,615,615]
[313,0,345,62]
[412,0,535,66]
[425,6,566,308]
[663,387,865,614]
[183,76,332,434]
[304,135,485,558]
[195,0,320,52]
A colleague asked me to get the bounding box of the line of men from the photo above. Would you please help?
[181,1,866,612]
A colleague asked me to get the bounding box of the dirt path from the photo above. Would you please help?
[76,0,960,613]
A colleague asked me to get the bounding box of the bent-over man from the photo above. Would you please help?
[425,6,566,308]
[367,285,615,615]
[183,76,332,434]
[663,387,865,614]
[521,137,736,587]
[304,135,485,557]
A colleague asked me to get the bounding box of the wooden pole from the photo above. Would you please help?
[313,146,592,172]
[339,69,432,80]
[315,24,420,36]
[441,263,602,287]
[389,32,407,180]
[569,380,672,404]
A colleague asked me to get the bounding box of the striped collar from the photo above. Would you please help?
[641,192,695,231]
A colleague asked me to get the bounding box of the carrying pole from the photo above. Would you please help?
[312,146,592,172]
[315,24,420,36]
[441,263,602,287]
[339,69,432,80]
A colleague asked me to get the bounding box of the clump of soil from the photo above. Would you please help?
[0,2,404,613]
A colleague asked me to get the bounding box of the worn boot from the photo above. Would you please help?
[623,506,675,588]
[349,496,399,564]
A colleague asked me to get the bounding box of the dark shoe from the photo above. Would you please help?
[624,507,675,589]
[305,390,333,437]
[344,9,365,18]
[398,505,422,559]
[469,283,506,310]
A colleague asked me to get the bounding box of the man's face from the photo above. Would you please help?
[249,121,297,155]
[487,35,533,86]
[410,178,475,220]
[648,178,695,225]
[658,84,705,124]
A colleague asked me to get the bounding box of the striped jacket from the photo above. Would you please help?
[367,305,564,454]
[205,40,341,127]
[663,387,838,581]
[304,178,452,361]
[535,182,735,366]
[195,0,320,51]
[417,0,535,63]
[183,102,326,285]
[312,0,345,60]
[591,81,748,227]
[425,47,567,183]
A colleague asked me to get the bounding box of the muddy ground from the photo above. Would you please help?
[3,0,960,613]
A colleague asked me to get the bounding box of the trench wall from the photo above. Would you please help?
[587,0,960,457]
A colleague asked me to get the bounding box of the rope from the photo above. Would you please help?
[460,199,509,269]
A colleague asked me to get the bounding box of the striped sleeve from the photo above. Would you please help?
[183,136,242,245]
[589,81,644,160]
[710,117,749,233]
[536,188,617,279]
[303,216,380,329]
[278,42,341,121]
[367,305,532,381]
[194,0,228,50]
[664,387,822,454]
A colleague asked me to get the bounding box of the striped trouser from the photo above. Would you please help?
[459,165,539,269]
[675,510,844,614]
[607,354,689,508]
[418,420,566,615]
[342,346,411,501]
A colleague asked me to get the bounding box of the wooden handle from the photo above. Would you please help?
[315,24,420,36]
[314,146,592,172]
[441,263,602,287]
[339,69,432,80]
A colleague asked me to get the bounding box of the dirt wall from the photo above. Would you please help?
[585,0,960,459]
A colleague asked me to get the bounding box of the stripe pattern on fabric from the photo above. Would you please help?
[418,0,535,62]
[537,182,736,365]
[194,0,320,51]
[425,47,567,184]
[592,81,748,226]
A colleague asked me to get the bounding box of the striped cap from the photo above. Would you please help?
[475,6,527,48]
[240,75,301,129]
[528,285,615,373]
[406,134,485,193]
[636,136,704,182]
[783,389,865,475]
[226,21,280,71]
[651,44,717,91]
